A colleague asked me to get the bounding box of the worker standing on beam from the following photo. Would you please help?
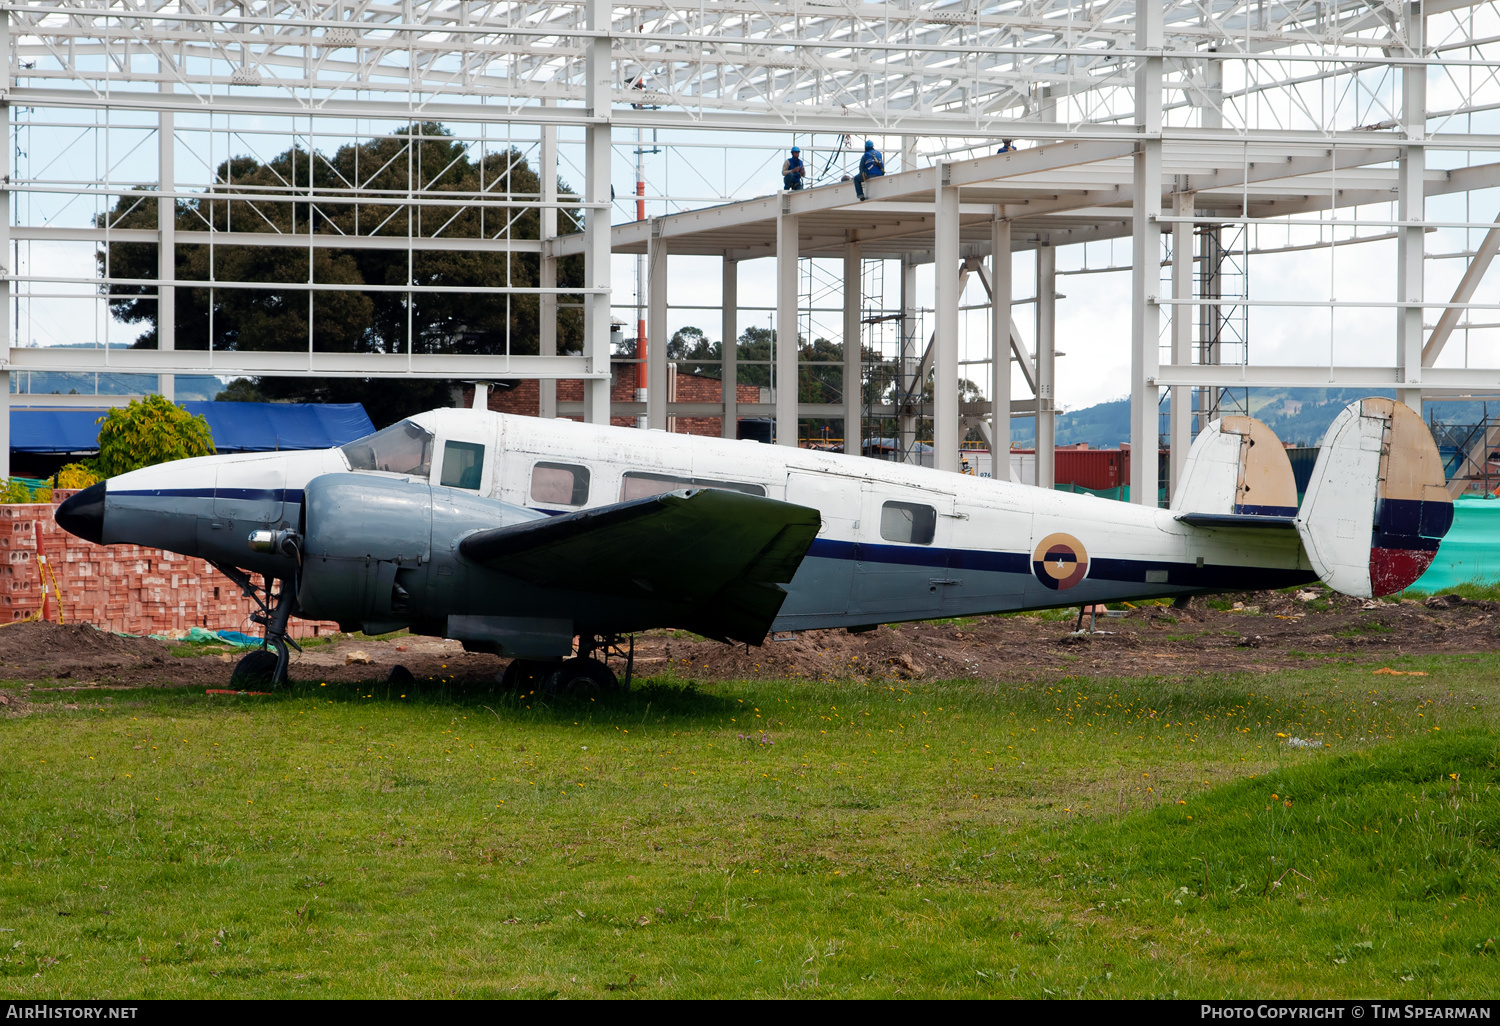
[853,140,884,201]
[782,146,805,191]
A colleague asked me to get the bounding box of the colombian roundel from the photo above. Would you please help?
[1032,533,1089,591]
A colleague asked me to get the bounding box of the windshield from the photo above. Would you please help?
[341,420,434,478]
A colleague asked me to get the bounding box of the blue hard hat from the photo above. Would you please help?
[791,146,800,152]
[864,140,875,149]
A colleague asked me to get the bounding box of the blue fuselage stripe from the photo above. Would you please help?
[113,488,305,504]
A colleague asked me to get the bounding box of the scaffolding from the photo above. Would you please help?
[4,1,1499,502]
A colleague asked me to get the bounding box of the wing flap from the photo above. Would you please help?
[459,488,822,645]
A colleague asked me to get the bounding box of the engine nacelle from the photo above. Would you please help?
[296,473,544,636]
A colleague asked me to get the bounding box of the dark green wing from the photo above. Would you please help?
[458,488,821,645]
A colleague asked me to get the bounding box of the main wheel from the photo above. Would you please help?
[499,658,553,693]
[543,657,619,698]
[231,649,280,689]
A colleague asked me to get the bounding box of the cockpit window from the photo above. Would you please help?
[341,421,434,478]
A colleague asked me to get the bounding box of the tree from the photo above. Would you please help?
[214,378,265,403]
[667,326,721,377]
[91,395,216,477]
[97,123,588,426]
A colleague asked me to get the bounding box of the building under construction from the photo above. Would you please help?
[5,1,1499,505]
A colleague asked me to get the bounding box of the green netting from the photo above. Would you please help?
[1411,495,1500,591]
[1054,482,1169,504]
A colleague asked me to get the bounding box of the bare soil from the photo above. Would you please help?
[1,588,1496,696]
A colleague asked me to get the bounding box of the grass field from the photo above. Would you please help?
[1,653,1497,999]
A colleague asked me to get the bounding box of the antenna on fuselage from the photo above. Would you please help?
[467,382,493,410]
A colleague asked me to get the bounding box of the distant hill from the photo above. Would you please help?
[1006,388,1486,449]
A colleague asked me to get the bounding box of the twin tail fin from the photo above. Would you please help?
[1173,398,1453,597]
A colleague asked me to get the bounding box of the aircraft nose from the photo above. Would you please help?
[56,481,106,544]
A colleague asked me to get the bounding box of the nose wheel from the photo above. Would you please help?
[211,562,301,687]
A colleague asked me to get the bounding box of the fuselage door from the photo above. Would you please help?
[775,471,865,622]
[851,485,957,618]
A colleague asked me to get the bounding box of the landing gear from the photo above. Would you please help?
[211,562,302,687]
[498,635,634,697]
[231,649,280,689]
[543,656,619,697]
[499,658,553,693]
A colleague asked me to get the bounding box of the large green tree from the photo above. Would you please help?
[98,124,586,425]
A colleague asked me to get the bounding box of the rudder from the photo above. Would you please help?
[1297,398,1453,597]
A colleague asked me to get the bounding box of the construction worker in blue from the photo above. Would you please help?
[853,140,884,201]
[782,146,805,191]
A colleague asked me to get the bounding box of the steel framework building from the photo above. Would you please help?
[4,1,1499,502]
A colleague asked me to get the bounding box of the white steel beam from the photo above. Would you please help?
[990,219,1012,461]
[157,87,175,401]
[775,203,799,448]
[1396,0,1427,414]
[539,110,559,420]
[0,349,602,379]
[0,11,9,480]
[1036,244,1056,490]
[933,165,960,474]
[1130,0,1164,507]
[1153,364,1500,390]
[16,227,544,254]
[722,257,738,439]
[647,223,668,431]
[1169,190,1194,498]
[843,242,862,456]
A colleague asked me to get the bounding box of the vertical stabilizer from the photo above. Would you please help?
[1171,415,1297,517]
[1297,398,1453,597]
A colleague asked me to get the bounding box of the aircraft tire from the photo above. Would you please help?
[500,658,552,694]
[544,657,619,698]
[231,649,281,690]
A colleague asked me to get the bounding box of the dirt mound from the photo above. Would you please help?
[0,587,1496,692]
[0,621,176,683]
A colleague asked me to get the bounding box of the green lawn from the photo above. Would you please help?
[1,655,1496,998]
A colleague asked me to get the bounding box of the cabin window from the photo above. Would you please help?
[879,500,936,545]
[530,462,591,506]
[341,420,433,478]
[440,441,486,490]
[620,471,766,502]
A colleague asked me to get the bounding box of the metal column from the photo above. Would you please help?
[0,14,10,481]
[1396,1,1426,414]
[990,219,1012,463]
[933,165,960,473]
[647,222,668,431]
[843,241,862,455]
[1169,190,1195,499]
[1130,0,1164,506]
[775,205,799,447]
[157,81,175,401]
[899,256,918,459]
[538,112,558,420]
[581,0,612,425]
[1036,245,1056,489]
[721,257,738,439]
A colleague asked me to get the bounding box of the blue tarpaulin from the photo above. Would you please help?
[10,401,374,454]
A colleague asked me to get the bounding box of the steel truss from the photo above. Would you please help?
[2,1,1498,502]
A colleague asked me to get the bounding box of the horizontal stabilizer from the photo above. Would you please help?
[1172,415,1298,518]
[459,488,821,645]
[1174,512,1298,530]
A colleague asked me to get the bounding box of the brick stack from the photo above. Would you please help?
[3,502,338,640]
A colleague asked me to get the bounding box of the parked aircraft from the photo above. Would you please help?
[55,397,1452,691]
